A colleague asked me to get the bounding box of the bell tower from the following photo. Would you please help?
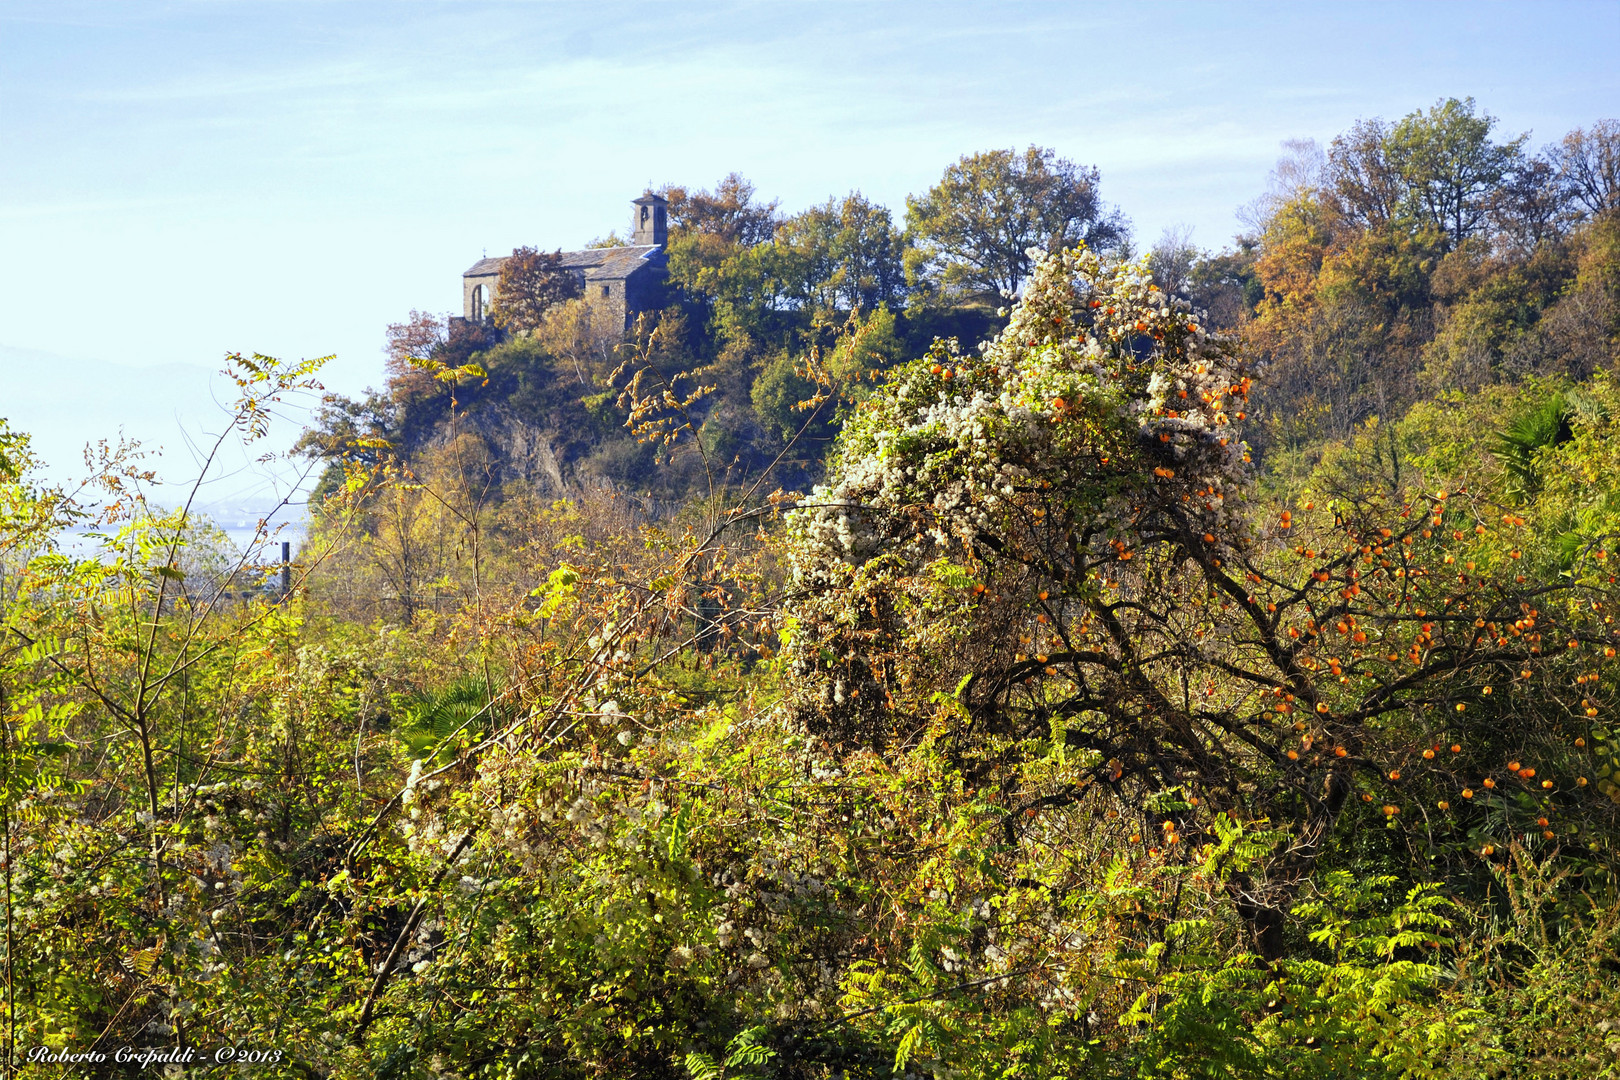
[632,193,668,247]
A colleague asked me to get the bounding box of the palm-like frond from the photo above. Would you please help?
[397,677,500,762]
[1494,392,1574,502]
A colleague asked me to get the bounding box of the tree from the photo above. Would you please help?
[777,192,909,312]
[0,354,340,1054]
[785,248,1606,958]
[1557,119,1620,218]
[1183,242,1261,331]
[1387,97,1526,250]
[749,349,821,443]
[490,246,583,332]
[1241,138,1328,235]
[351,433,498,623]
[383,309,448,399]
[1148,224,1199,296]
[658,172,780,247]
[523,295,625,389]
[657,174,786,342]
[1490,151,1571,257]
[1327,120,1405,232]
[1243,183,1420,446]
[295,389,399,503]
[906,146,1129,298]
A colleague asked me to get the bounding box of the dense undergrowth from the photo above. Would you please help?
[2,102,1620,1078]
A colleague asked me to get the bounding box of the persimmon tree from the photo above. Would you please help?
[784,247,1618,957]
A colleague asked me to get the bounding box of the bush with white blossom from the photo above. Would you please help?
[785,245,1248,743]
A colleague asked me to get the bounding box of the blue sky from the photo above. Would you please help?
[2,0,1617,500]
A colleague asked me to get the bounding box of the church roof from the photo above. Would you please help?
[463,245,662,281]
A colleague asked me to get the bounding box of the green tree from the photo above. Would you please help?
[1387,97,1527,250]
[905,145,1129,298]
[657,174,789,347]
[777,192,908,313]
[749,350,820,443]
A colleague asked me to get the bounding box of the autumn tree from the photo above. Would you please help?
[905,145,1129,298]
[1557,118,1620,218]
[1327,119,1405,233]
[1244,103,1548,444]
[527,296,625,389]
[346,433,500,623]
[383,309,448,399]
[659,172,781,247]
[0,355,343,1054]
[489,246,584,332]
[1243,174,1406,446]
[1489,151,1570,256]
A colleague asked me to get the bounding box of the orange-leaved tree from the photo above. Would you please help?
[490,246,584,333]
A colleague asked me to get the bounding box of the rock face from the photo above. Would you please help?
[457,194,669,332]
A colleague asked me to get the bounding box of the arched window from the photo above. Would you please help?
[471,284,486,321]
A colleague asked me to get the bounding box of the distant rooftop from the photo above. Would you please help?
[463,244,662,282]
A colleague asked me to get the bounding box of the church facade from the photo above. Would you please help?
[459,194,669,331]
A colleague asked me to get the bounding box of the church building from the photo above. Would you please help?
[459,194,669,331]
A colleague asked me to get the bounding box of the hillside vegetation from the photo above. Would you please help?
[3,99,1620,1078]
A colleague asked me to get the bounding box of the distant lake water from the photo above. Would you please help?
[216,511,308,556]
[55,503,307,563]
